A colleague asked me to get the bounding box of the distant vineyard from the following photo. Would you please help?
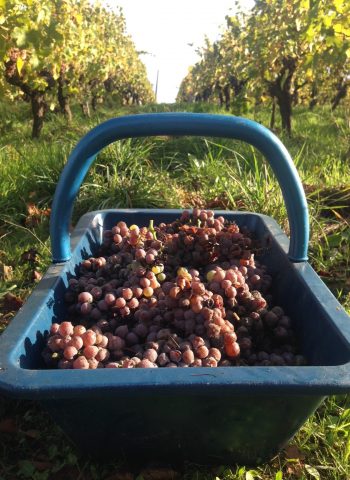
[0,0,155,137]
[177,0,349,134]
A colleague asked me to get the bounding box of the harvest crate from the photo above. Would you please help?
[1,113,350,465]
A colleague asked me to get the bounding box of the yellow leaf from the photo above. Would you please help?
[333,23,344,34]
[306,68,313,79]
[334,0,345,13]
[16,57,24,75]
[323,16,332,28]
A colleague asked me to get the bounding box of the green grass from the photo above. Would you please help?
[0,99,350,479]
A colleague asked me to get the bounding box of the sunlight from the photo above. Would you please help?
[108,0,254,103]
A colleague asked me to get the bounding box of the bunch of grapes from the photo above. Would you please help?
[42,209,307,369]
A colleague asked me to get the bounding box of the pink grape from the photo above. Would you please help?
[83,345,99,359]
[43,209,306,370]
[78,292,93,304]
[58,321,74,336]
[115,297,126,308]
[82,330,96,347]
[68,336,84,350]
[73,356,89,369]
[50,323,60,334]
[73,325,86,336]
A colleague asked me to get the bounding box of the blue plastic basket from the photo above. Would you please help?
[0,113,349,465]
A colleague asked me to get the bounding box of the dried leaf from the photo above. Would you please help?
[105,473,134,480]
[23,429,41,439]
[32,270,42,282]
[304,465,320,479]
[21,248,39,263]
[284,445,305,461]
[0,417,17,434]
[31,460,53,471]
[0,262,13,281]
[138,468,181,480]
[50,465,81,480]
[25,203,51,227]
[287,464,303,477]
[3,292,24,312]
[317,269,332,277]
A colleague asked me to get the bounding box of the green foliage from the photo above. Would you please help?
[177,0,350,131]
[0,0,154,135]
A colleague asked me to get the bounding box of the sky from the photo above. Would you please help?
[109,0,249,103]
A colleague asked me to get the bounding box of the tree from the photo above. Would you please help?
[0,0,154,137]
[177,0,350,134]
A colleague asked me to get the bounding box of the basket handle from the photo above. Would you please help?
[50,113,309,263]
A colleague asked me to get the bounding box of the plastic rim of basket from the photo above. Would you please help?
[49,113,309,263]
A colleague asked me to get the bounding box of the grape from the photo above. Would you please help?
[88,358,99,369]
[140,277,151,288]
[53,357,69,368]
[50,323,60,335]
[83,345,99,359]
[135,248,146,260]
[143,349,158,363]
[202,357,217,367]
[82,330,96,347]
[73,325,86,336]
[91,286,103,300]
[122,359,135,368]
[115,297,126,309]
[209,348,221,362]
[125,332,139,346]
[222,334,236,350]
[133,323,148,338]
[196,345,209,359]
[143,286,154,298]
[105,362,119,368]
[68,336,84,350]
[109,336,125,350]
[219,360,232,367]
[225,342,240,358]
[63,346,78,360]
[78,292,93,304]
[182,349,194,365]
[122,288,133,300]
[132,287,143,299]
[157,352,169,366]
[73,356,89,369]
[104,293,115,306]
[115,325,128,338]
[58,321,74,337]
[80,302,92,315]
[98,335,109,348]
[191,358,202,367]
[97,300,108,311]
[138,359,156,368]
[169,350,182,363]
[96,348,109,362]
[43,209,306,370]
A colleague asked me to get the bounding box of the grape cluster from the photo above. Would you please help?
[42,209,307,369]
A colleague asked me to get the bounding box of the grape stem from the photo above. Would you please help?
[148,219,157,240]
[169,335,180,349]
